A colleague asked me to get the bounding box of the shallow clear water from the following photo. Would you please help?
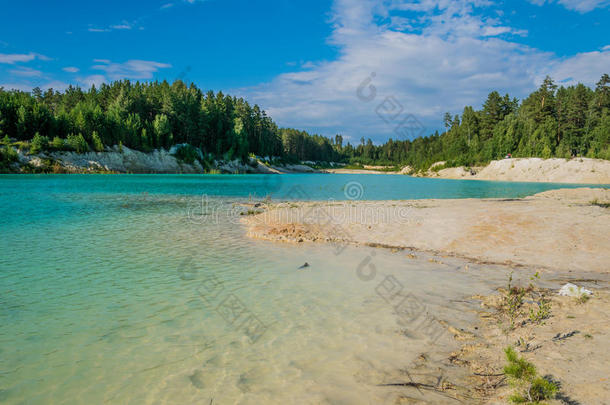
[0,174,580,404]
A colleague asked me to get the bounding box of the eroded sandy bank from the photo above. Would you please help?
[420,158,610,184]
[242,188,610,273]
[325,158,610,184]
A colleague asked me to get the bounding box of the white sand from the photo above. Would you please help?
[243,188,610,273]
[422,158,610,184]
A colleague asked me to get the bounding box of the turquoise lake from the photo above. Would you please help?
[0,174,595,404]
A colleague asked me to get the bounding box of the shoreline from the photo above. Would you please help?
[5,145,610,185]
[241,187,610,403]
[242,187,610,273]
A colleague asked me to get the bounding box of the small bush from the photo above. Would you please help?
[529,299,551,324]
[30,133,49,154]
[504,347,537,381]
[172,144,200,164]
[590,198,610,209]
[1,145,20,171]
[529,377,558,401]
[91,131,104,152]
[504,346,559,403]
[51,137,65,150]
[503,272,527,328]
[66,133,89,153]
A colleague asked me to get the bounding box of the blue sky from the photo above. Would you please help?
[1,0,609,143]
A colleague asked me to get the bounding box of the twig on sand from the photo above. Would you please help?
[473,372,504,377]
[552,330,580,341]
[377,381,466,403]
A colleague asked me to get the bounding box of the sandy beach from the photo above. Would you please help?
[243,188,610,273]
[242,187,610,403]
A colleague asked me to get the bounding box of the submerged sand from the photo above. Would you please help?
[241,187,610,403]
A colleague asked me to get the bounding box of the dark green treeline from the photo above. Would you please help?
[1,75,608,169]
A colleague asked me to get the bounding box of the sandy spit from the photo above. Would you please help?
[242,188,610,274]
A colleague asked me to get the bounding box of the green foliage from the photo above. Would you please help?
[172,144,200,164]
[0,144,19,171]
[504,272,527,328]
[529,377,559,402]
[504,347,558,403]
[0,74,608,166]
[51,136,65,150]
[343,74,609,169]
[0,82,339,162]
[509,377,559,403]
[590,198,610,209]
[504,347,537,381]
[576,293,591,304]
[529,299,551,324]
[30,132,49,154]
[91,131,104,152]
[66,133,89,153]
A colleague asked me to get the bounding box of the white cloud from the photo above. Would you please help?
[62,66,80,73]
[0,53,36,64]
[75,59,173,87]
[91,59,172,80]
[548,50,610,86]
[88,20,137,33]
[41,80,70,91]
[9,67,43,77]
[0,80,69,92]
[238,0,610,141]
[0,83,33,91]
[110,21,132,30]
[36,53,52,61]
[0,52,49,64]
[78,74,107,88]
[528,0,610,13]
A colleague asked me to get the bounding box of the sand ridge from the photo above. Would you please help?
[242,188,610,273]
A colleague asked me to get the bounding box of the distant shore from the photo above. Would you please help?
[4,145,320,174]
[5,144,610,185]
[417,157,610,184]
[325,158,610,184]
